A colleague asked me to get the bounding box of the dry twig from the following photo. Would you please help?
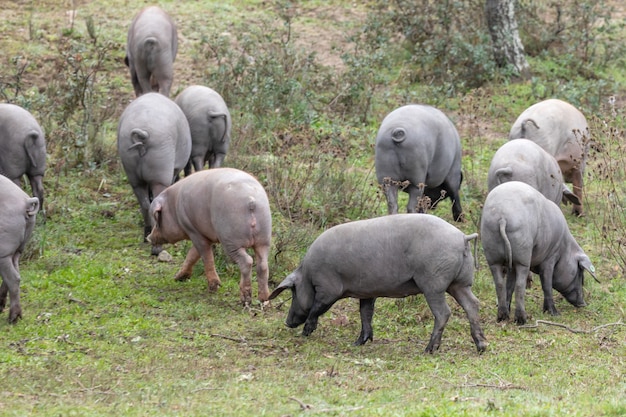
[519,319,625,334]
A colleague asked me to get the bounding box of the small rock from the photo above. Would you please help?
[157,250,173,262]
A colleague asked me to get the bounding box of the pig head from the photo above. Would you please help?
[481,181,597,325]
[147,168,272,305]
[0,175,39,323]
[487,138,579,207]
[509,99,590,216]
[375,105,464,221]
[125,6,178,97]
[0,103,46,209]
[269,214,486,353]
[175,85,231,174]
[117,93,191,255]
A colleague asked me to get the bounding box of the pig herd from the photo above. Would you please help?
[0,6,598,354]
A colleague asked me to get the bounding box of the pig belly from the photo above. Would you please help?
[345,277,422,299]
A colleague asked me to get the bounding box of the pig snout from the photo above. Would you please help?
[562,287,586,308]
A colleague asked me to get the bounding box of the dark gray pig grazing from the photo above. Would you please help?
[487,139,580,207]
[125,6,177,97]
[0,175,39,323]
[269,214,486,353]
[481,181,597,325]
[117,93,191,255]
[147,168,272,305]
[174,85,231,174]
[509,99,590,216]
[0,103,46,208]
[375,104,464,221]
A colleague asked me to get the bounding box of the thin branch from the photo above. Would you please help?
[210,333,247,343]
[436,374,526,391]
[290,397,312,410]
[520,319,625,334]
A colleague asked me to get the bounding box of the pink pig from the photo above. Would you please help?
[147,168,272,305]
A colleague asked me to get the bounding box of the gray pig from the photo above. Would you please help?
[147,168,272,305]
[174,85,231,174]
[375,104,464,221]
[509,99,590,216]
[269,214,486,353]
[125,6,178,97]
[117,93,191,255]
[0,175,39,323]
[487,139,579,207]
[481,181,597,325]
[0,103,46,208]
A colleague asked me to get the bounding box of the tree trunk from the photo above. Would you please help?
[485,0,530,78]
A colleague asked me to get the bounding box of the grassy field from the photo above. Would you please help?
[0,1,625,416]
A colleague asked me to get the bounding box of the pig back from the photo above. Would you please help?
[375,105,461,187]
[302,214,474,296]
[487,139,564,205]
[127,6,177,60]
[509,99,588,160]
[174,168,271,246]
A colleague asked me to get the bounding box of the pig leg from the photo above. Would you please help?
[490,264,510,322]
[152,61,173,97]
[355,298,376,346]
[440,177,463,222]
[0,256,22,323]
[183,160,193,177]
[177,243,222,292]
[131,183,152,241]
[302,296,337,337]
[174,245,200,281]
[447,284,487,353]
[254,245,270,302]
[505,268,516,311]
[406,184,425,214]
[191,155,205,173]
[208,152,226,169]
[128,64,143,97]
[383,183,399,214]
[538,263,559,316]
[227,247,254,306]
[0,281,7,312]
[513,265,530,325]
[423,291,451,353]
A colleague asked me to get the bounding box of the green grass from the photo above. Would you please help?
[1,0,625,416]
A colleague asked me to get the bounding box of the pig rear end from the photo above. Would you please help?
[0,176,39,323]
[211,175,272,303]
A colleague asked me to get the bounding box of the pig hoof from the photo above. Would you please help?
[207,281,221,292]
[424,344,439,354]
[8,311,22,324]
[174,272,191,282]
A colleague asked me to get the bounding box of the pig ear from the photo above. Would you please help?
[561,184,581,206]
[268,272,298,300]
[578,255,600,283]
[152,201,163,226]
